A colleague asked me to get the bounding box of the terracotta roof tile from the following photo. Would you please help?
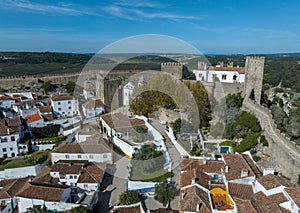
[4,117,21,127]
[242,154,262,178]
[100,113,147,132]
[222,154,255,181]
[77,162,106,183]
[52,143,111,154]
[181,158,225,174]
[0,124,15,136]
[250,191,287,213]
[17,183,66,202]
[284,187,300,207]
[0,95,14,101]
[257,174,294,190]
[42,114,54,121]
[180,185,212,213]
[228,183,253,200]
[51,94,73,101]
[26,113,43,123]
[0,177,30,199]
[82,99,104,108]
[208,66,245,74]
[233,197,258,213]
[38,105,52,113]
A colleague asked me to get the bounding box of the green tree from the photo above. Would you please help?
[119,191,140,205]
[42,81,55,93]
[131,126,148,142]
[65,81,76,94]
[70,206,91,213]
[154,180,176,207]
[27,205,57,213]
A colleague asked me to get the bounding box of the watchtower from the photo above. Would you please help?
[244,56,265,104]
[161,62,187,80]
[96,75,119,108]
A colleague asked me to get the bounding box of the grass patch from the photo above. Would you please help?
[220,140,233,146]
[131,169,172,182]
[177,138,191,152]
[234,133,261,153]
[0,151,49,171]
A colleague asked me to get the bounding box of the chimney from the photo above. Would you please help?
[225,165,229,173]
[203,155,206,165]
[241,169,248,177]
[196,204,201,211]
[192,178,196,184]
[7,127,10,135]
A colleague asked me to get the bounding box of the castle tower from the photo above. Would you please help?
[161,62,186,80]
[96,75,119,109]
[244,56,265,104]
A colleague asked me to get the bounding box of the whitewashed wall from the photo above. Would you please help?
[0,164,43,180]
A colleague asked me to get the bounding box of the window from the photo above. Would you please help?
[2,148,6,152]
[58,102,61,105]
[233,75,237,81]
[198,73,202,78]
[222,74,227,80]
[70,175,73,179]
[84,184,88,188]
[65,155,69,159]
[78,154,81,159]
[103,154,107,159]
[10,147,13,151]
[74,175,77,179]
[11,136,15,141]
[58,108,61,111]
[68,101,71,104]
[89,155,93,159]
[68,106,71,110]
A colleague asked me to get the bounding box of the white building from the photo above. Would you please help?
[51,94,80,118]
[25,113,44,128]
[0,95,15,109]
[51,143,112,164]
[82,99,105,119]
[193,62,245,83]
[0,124,19,158]
[123,82,134,106]
[83,88,95,100]
[49,161,106,191]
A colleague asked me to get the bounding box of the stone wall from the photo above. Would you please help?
[243,100,300,182]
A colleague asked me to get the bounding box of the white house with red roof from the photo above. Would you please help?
[25,113,44,128]
[0,95,15,109]
[0,124,19,158]
[82,99,105,119]
[193,62,245,83]
[51,94,80,118]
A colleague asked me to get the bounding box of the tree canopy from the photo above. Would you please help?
[154,180,176,207]
[119,191,140,205]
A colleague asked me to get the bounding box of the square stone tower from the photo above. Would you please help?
[161,62,187,80]
[96,75,119,109]
[244,56,265,104]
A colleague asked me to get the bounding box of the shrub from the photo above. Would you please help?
[252,155,261,162]
[119,191,140,205]
[234,133,260,153]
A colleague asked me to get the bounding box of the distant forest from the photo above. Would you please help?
[0,51,300,92]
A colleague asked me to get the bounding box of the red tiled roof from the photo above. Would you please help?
[181,158,225,174]
[51,94,73,101]
[242,154,262,178]
[180,185,212,213]
[0,96,14,101]
[26,113,43,123]
[0,124,15,136]
[284,187,300,207]
[52,143,111,154]
[77,162,106,183]
[228,183,254,200]
[256,174,294,190]
[250,191,287,213]
[181,168,210,189]
[4,117,21,127]
[82,99,104,108]
[38,105,52,113]
[42,114,54,121]
[233,197,258,213]
[208,66,245,74]
[0,177,30,199]
[101,113,147,132]
[17,183,66,202]
[222,154,255,181]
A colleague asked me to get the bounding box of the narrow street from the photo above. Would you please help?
[149,119,181,210]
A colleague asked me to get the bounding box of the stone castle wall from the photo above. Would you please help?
[243,100,300,182]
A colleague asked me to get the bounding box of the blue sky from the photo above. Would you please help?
[0,0,300,54]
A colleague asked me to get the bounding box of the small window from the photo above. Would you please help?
[68,106,71,110]
[74,175,77,179]
[2,148,6,152]
[84,184,88,188]
[233,75,237,81]
[70,175,73,179]
[78,155,81,159]
[89,155,93,159]
[58,102,61,105]
[10,147,13,151]
[65,155,69,159]
[103,154,107,159]
[222,74,227,80]
[58,108,61,111]
[11,136,15,141]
